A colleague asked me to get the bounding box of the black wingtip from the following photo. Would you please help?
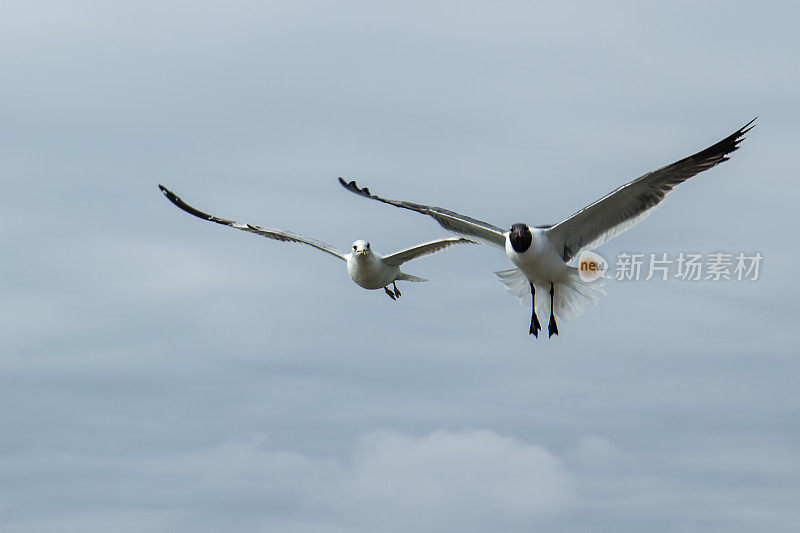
[158,184,175,198]
[740,117,757,137]
[338,177,373,198]
[158,185,186,210]
[159,183,179,199]
[728,117,757,153]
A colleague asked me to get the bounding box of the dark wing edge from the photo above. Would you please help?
[382,237,477,266]
[158,185,346,261]
[337,177,506,248]
[546,118,756,261]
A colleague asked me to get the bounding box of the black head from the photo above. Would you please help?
[509,223,532,253]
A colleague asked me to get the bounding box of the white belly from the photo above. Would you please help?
[347,256,399,290]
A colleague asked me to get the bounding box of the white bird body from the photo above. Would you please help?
[348,249,399,290]
[339,119,755,336]
[505,228,567,284]
[346,240,424,290]
[159,186,471,300]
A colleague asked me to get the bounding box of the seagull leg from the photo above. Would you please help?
[529,282,541,338]
[393,281,402,298]
[548,282,559,338]
[384,286,397,300]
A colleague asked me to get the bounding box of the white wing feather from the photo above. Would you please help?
[382,237,475,266]
[159,185,346,261]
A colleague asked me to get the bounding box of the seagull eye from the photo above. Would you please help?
[353,245,357,250]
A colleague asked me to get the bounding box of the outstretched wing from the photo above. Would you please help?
[545,119,755,261]
[159,185,346,261]
[338,177,506,248]
[382,237,475,266]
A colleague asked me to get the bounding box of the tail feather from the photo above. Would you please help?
[398,272,429,283]
[553,268,606,321]
[495,268,532,305]
[494,267,606,321]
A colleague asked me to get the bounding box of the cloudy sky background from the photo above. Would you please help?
[2,1,798,531]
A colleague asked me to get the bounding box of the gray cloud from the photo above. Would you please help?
[340,430,571,528]
[2,429,570,532]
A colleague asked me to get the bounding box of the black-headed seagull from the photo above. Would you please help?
[159,185,474,300]
[339,119,755,336]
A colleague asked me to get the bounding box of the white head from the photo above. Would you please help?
[351,240,372,257]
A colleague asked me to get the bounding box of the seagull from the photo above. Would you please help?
[339,119,755,336]
[158,185,474,300]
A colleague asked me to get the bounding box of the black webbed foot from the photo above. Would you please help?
[384,286,397,300]
[548,315,559,338]
[548,282,558,338]
[393,282,401,298]
[529,282,541,338]
[530,319,541,338]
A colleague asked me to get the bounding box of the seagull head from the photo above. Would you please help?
[509,223,532,253]
[351,240,372,257]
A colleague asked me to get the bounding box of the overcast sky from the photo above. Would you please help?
[2,1,798,531]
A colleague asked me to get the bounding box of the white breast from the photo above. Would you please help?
[347,254,399,289]
[505,229,567,283]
